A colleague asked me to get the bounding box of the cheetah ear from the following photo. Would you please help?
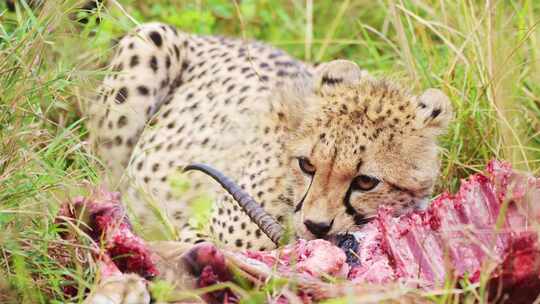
[273,73,315,129]
[314,60,369,92]
[273,60,368,130]
[415,89,453,134]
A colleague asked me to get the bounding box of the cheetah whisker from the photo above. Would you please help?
[184,163,284,245]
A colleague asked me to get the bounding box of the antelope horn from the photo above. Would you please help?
[184,163,284,245]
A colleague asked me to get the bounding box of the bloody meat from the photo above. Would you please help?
[345,160,540,298]
[189,160,539,302]
[58,160,540,303]
[58,189,159,280]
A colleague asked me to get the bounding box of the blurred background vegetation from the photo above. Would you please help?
[1,0,539,302]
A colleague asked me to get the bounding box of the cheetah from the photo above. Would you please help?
[87,22,453,252]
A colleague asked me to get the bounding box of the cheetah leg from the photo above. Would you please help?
[87,22,186,187]
[83,242,219,304]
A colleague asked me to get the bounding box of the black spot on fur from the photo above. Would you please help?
[149,56,158,73]
[173,45,180,60]
[117,115,128,128]
[137,86,149,95]
[160,78,168,89]
[130,55,139,68]
[277,70,288,77]
[149,31,163,47]
[115,87,128,104]
[321,76,343,85]
[237,96,247,105]
[241,67,250,74]
[163,109,171,118]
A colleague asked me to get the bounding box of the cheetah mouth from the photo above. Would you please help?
[184,163,285,245]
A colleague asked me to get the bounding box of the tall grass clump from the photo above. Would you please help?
[0,0,539,303]
[0,1,107,302]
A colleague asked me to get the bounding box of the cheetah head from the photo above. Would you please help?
[275,60,453,240]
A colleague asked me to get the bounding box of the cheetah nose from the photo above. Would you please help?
[304,219,333,238]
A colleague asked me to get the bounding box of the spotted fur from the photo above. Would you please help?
[87,23,452,251]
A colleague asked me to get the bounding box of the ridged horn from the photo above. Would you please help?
[184,163,284,245]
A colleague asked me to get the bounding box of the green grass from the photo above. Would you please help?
[1,0,539,303]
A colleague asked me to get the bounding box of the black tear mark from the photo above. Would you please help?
[321,75,343,85]
[295,175,314,213]
[343,187,371,225]
[355,159,363,172]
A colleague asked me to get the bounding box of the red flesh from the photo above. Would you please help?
[58,189,159,280]
[228,160,540,301]
[57,160,540,302]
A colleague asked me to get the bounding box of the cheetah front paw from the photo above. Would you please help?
[83,273,150,304]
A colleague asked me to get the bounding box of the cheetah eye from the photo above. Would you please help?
[298,157,316,175]
[351,175,380,191]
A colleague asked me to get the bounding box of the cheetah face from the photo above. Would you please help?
[278,60,453,240]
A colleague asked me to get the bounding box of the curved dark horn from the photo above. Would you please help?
[184,163,284,245]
